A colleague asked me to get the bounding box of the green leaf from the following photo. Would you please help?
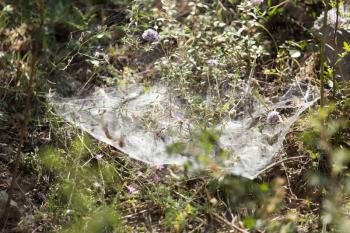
[344,41,350,52]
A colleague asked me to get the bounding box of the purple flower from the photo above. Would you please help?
[250,0,263,5]
[267,111,282,124]
[126,184,139,194]
[207,59,218,66]
[142,29,159,42]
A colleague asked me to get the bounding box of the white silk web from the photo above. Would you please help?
[50,79,318,179]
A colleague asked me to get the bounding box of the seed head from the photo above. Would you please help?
[267,111,282,124]
[142,29,159,42]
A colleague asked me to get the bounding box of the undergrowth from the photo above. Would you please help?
[1,0,350,233]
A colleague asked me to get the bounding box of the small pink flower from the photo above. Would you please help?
[95,154,104,160]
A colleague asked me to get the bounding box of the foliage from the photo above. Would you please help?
[1,0,350,232]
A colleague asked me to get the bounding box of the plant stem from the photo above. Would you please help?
[320,0,329,108]
[0,1,44,227]
[332,0,340,96]
[0,46,39,228]
[318,2,330,230]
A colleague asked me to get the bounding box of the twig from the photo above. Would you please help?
[281,161,298,199]
[213,213,250,233]
[188,221,204,233]
[122,207,157,221]
[269,0,290,10]
[254,156,307,178]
